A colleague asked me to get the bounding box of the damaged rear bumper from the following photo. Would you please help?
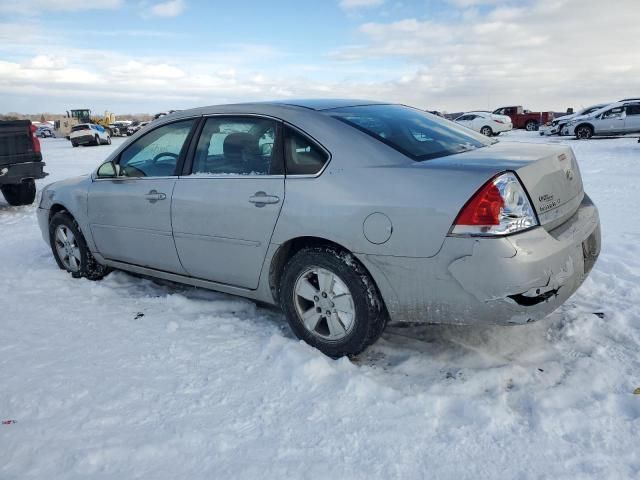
[356,195,600,325]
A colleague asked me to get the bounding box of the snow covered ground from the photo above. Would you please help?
[1,131,639,479]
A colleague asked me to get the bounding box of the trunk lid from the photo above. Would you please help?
[426,142,584,230]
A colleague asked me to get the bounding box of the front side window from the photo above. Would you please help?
[284,127,328,175]
[330,104,492,161]
[602,107,624,119]
[191,117,278,175]
[119,119,194,177]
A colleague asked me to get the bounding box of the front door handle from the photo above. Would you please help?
[248,191,280,207]
[144,190,167,203]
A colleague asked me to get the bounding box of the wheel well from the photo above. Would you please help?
[49,204,68,223]
[575,123,593,132]
[268,236,384,309]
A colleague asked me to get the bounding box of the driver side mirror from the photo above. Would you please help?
[97,161,119,178]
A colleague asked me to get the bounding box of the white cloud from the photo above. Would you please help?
[0,0,122,14]
[339,0,385,10]
[26,55,68,70]
[331,0,640,111]
[149,0,185,17]
[0,0,638,114]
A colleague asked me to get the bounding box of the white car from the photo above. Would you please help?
[540,104,609,136]
[563,101,640,139]
[454,111,512,136]
[69,124,111,147]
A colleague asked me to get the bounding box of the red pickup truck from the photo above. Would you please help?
[492,106,554,131]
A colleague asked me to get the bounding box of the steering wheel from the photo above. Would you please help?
[151,152,179,163]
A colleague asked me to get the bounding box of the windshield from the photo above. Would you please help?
[329,104,493,161]
[581,105,605,115]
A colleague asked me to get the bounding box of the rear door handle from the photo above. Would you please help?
[144,190,166,203]
[248,191,280,207]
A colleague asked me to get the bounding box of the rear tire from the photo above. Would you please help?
[49,212,110,280]
[279,246,387,358]
[480,126,493,137]
[575,124,593,140]
[525,120,539,131]
[1,179,36,206]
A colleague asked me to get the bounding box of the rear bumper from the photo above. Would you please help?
[495,123,513,133]
[0,161,47,185]
[70,134,96,145]
[357,194,600,325]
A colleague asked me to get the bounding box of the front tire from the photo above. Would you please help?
[575,125,593,140]
[107,136,112,145]
[525,120,539,131]
[1,179,36,206]
[49,212,110,280]
[280,246,386,358]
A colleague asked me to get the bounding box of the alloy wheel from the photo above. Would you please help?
[293,267,355,341]
[54,225,81,272]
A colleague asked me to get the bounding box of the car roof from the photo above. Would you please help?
[169,99,389,118]
[158,99,398,127]
[266,99,388,111]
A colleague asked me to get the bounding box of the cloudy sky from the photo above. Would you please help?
[1,0,638,114]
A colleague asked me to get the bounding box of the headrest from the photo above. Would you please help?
[223,132,258,157]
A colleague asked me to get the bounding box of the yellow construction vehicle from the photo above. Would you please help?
[55,109,116,139]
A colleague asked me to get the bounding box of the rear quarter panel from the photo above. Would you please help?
[273,158,494,259]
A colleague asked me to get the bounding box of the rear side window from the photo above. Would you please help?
[284,127,328,175]
[626,104,640,116]
[191,117,279,176]
[330,104,491,161]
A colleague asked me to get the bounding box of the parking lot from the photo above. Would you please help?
[1,131,639,478]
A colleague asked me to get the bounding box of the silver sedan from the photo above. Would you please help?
[37,100,601,357]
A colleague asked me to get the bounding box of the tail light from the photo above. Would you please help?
[449,172,538,236]
[30,123,41,154]
[494,119,505,124]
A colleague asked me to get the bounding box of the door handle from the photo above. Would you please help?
[144,190,167,203]
[248,191,280,207]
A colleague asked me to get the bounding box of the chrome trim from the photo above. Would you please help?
[92,176,180,182]
[178,174,285,180]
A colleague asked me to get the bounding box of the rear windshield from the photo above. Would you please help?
[71,125,90,132]
[329,104,492,161]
